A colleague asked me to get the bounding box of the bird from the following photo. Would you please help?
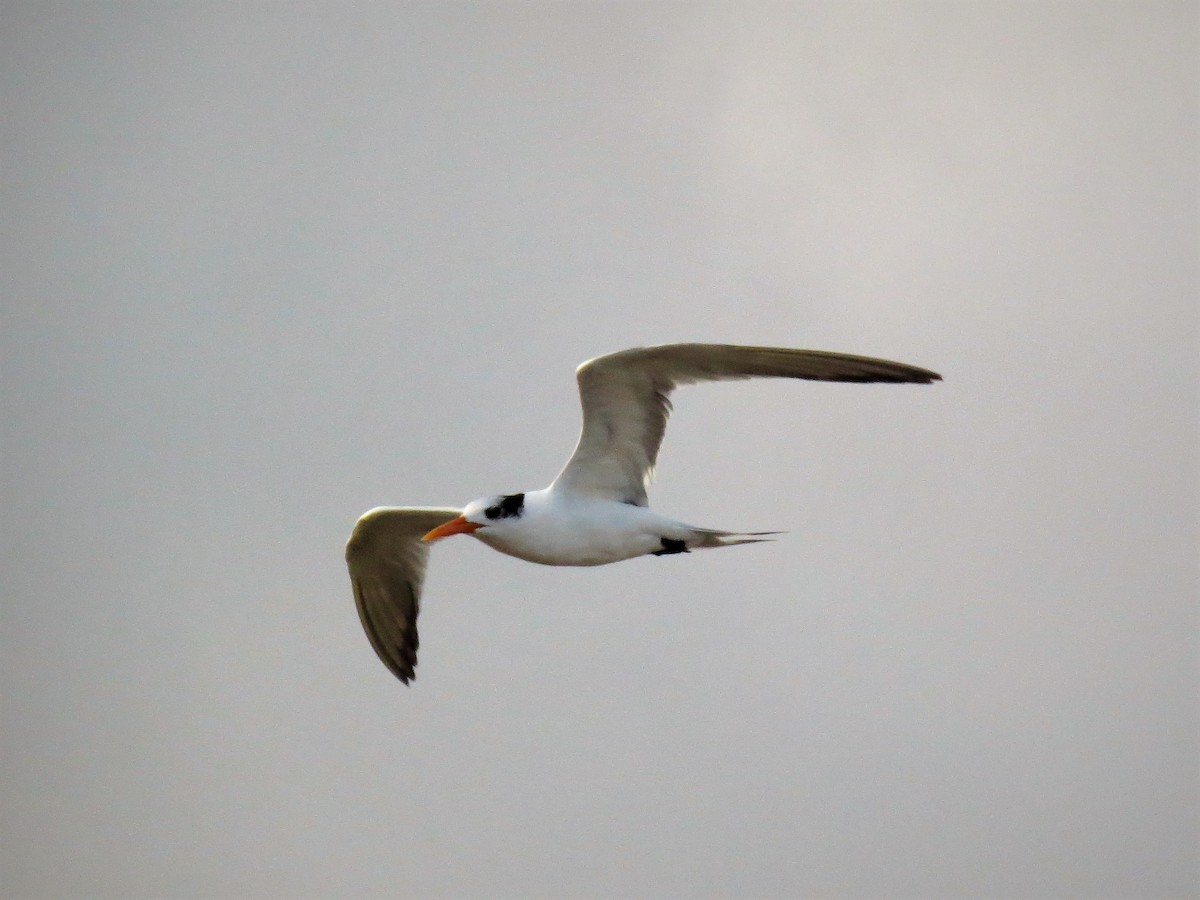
[345,343,940,684]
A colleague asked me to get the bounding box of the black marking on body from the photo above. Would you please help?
[651,537,689,556]
[485,492,525,520]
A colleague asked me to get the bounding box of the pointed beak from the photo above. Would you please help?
[421,515,484,542]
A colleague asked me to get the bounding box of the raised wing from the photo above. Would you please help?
[344,506,461,684]
[550,343,941,505]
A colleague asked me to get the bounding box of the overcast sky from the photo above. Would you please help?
[3,3,1197,898]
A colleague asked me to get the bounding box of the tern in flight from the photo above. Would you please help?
[345,343,940,684]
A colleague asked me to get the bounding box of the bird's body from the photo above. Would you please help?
[473,489,666,566]
[465,488,771,567]
[346,343,940,684]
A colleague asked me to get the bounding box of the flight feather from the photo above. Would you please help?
[550,343,940,505]
[344,507,461,683]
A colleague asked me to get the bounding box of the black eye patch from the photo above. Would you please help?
[484,493,525,520]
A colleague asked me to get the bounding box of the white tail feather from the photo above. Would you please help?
[687,528,783,550]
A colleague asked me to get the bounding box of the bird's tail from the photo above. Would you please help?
[686,527,783,550]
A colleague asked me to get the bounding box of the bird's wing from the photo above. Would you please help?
[550,343,941,505]
[344,506,462,684]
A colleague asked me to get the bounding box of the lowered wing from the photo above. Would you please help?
[345,506,461,684]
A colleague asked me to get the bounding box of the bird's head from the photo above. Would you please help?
[421,492,527,542]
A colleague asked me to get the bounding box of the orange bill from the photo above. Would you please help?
[421,515,484,542]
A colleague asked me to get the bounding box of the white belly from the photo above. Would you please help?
[474,497,677,567]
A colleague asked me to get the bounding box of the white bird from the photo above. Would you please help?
[345,343,940,684]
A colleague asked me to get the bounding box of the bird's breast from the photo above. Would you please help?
[475,504,662,567]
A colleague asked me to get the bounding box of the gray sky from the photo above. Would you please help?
[3,2,1197,898]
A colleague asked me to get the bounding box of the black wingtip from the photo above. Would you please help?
[822,368,941,385]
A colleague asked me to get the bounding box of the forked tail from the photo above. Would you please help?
[687,527,783,550]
